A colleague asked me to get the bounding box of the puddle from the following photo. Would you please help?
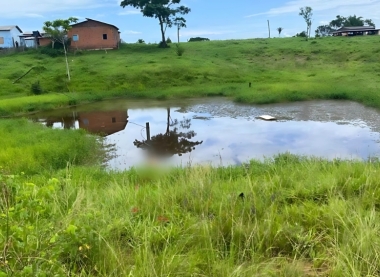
[25,98,380,169]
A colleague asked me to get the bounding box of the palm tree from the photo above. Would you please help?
[277,27,283,37]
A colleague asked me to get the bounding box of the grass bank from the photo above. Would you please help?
[0,119,104,174]
[2,121,380,276]
[2,154,380,276]
[0,36,380,116]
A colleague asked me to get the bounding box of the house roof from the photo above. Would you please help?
[71,18,119,30]
[0,25,23,33]
[19,31,41,37]
[333,26,378,33]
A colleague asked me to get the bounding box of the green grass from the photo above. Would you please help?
[2,154,380,276]
[2,37,380,276]
[1,121,380,276]
[0,119,104,174]
[0,36,380,116]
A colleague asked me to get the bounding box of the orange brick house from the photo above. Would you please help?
[67,18,120,50]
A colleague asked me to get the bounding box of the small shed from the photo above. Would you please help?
[0,25,22,48]
[19,31,41,48]
[67,18,120,50]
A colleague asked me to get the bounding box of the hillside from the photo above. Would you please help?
[0,36,379,116]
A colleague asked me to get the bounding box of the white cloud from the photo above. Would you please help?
[24,13,44,18]
[118,10,140,15]
[246,0,380,19]
[0,0,116,18]
[123,30,142,35]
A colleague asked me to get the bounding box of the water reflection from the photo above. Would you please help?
[24,98,380,169]
[133,108,203,157]
[31,110,128,136]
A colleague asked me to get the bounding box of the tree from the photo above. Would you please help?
[364,19,375,27]
[315,25,333,37]
[133,108,202,158]
[173,17,187,43]
[299,7,313,39]
[277,27,283,37]
[43,17,78,81]
[120,0,191,48]
[329,15,346,30]
[294,31,307,38]
[329,15,376,30]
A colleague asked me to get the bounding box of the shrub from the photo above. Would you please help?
[189,37,210,42]
[30,81,43,95]
[166,37,172,44]
[158,41,170,48]
[137,39,145,44]
[40,47,64,57]
[175,44,185,56]
[294,31,307,38]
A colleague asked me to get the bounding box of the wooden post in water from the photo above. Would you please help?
[146,122,151,141]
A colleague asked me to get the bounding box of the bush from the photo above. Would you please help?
[175,44,185,56]
[294,31,307,38]
[137,39,145,44]
[189,37,210,42]
[40,47,64,57]
[166,37,172,44]
[158,41,170,48]
[30,81,43,95]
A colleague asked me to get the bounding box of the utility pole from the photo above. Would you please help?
[267,20,271,38]
[177,26,180,43]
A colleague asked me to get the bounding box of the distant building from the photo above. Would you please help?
[19,31,41,48]
[332,26,380,36]
[67,18,120,50]
[0,25,22,48]
[39,33,53,47]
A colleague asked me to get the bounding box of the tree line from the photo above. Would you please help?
[316,15,376,37]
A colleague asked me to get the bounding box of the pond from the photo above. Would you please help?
[27,98,380,169]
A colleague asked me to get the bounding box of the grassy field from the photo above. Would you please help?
[2,37,380,276]
[0,36,379,116]
[2,153,380,276]
[1,121,380,276]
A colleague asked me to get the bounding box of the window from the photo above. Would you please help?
[112,117,116,123]
[72,35,79,41]
[103,34,108,40]
[0,37,4,44]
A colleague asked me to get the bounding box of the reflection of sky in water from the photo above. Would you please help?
[29,98,380,170]
[106,107,380,170]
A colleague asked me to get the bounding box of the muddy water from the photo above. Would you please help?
[27,98,380,169]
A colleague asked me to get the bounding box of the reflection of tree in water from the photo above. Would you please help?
[134,108,203,157]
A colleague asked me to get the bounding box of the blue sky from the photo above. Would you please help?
[1,0,379,43]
